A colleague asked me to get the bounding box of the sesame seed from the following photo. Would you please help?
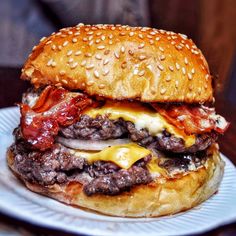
[169,65,174,71]
[47,59,53,66]
[121,46,125,53]
[150,31,156,35]
[175,81,179,88]
[59,70,66,75]
[191,68,195,74]
[83,37,88,42]
[51,45,56,50]
[81,60,86,67]
[68,58,74,63]
[188,73,192,80]
[95,54,102,60]
[103,59,109,65]
[72,38,77,43]
[179,33,187,39]
[138,43,145,49]
[138,70,145,76]
[104,50,110,55]
[139,55,146,61]
[120,32,126,36]
[184,57,188,65]
[95,39,101,44]
[63,41,68,47]
[87,31,93,35]
[70,62,78,69]
[159,55,165,61]
[121,62,127,69]
[198,87,202,94]
[40,37,46,42]
[62,79,68,84]
[68,31,73,35]
[114,52,120,59]
[149,40,154,45]
[182,67,186,75]
[191,49,199,55]
[205,74,210,80]
[85,53,92,57]
[46,40,52,45]
[147,35,153,39]
[186,44,190,49]
[101,35,106,41]
[94,70,100,78]
[103,69,110,76]
[189,84,193,91]
[175,62,180,70]
[108,40,113,45]
[155,37,160,41]
[165,76,171,82]
[97,45,105,50]
[96,32,102,36]
[128,50,134,56]
[129,32,134,37]
[108,34,113,39]
[159,46,164,52]
[87,80,94,86]
[138,34,144,39]
[99,84,105,89]
[67,50,73,56]
[86,64,94,69]
[160,88,166,95]
[175,45,183,50]
[171,41,176,45]
[204,84,208,89]
[75,50,81,56]
[157,64,164,71]
[74,32,80,36]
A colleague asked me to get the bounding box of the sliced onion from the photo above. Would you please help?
[57,136,130,150]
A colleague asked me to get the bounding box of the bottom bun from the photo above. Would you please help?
[7,146,224,217]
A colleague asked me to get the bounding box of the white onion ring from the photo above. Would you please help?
[57,137,130,150]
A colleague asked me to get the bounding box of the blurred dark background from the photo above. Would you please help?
[0,1,236,235]
[0,0,235,108]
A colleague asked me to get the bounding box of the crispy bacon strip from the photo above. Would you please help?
[152,104,229,135]
[20,86,92,151]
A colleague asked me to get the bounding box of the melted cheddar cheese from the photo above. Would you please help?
[71,143,151,169]
[83,101,195,147]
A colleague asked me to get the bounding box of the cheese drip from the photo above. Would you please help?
[71,143,151,169]
[83,101,195,147]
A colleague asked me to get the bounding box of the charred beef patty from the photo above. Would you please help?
[10,142,152,196]
[10,140,209,196]
[60,115,218,153]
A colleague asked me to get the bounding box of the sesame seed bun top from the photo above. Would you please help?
[21,23,213,103]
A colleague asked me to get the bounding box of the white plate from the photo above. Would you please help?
[0,107,236,236]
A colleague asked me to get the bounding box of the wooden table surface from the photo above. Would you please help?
[0,67,235,235]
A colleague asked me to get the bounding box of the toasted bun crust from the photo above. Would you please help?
[7,146,224,217]
[21,24,213,103]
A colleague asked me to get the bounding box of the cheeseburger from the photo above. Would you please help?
[7,24,229,217]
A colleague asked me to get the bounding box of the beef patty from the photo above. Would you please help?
[60,115,218,153]
[10,139,209,196]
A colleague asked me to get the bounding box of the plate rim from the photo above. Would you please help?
[0,106,235,236]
